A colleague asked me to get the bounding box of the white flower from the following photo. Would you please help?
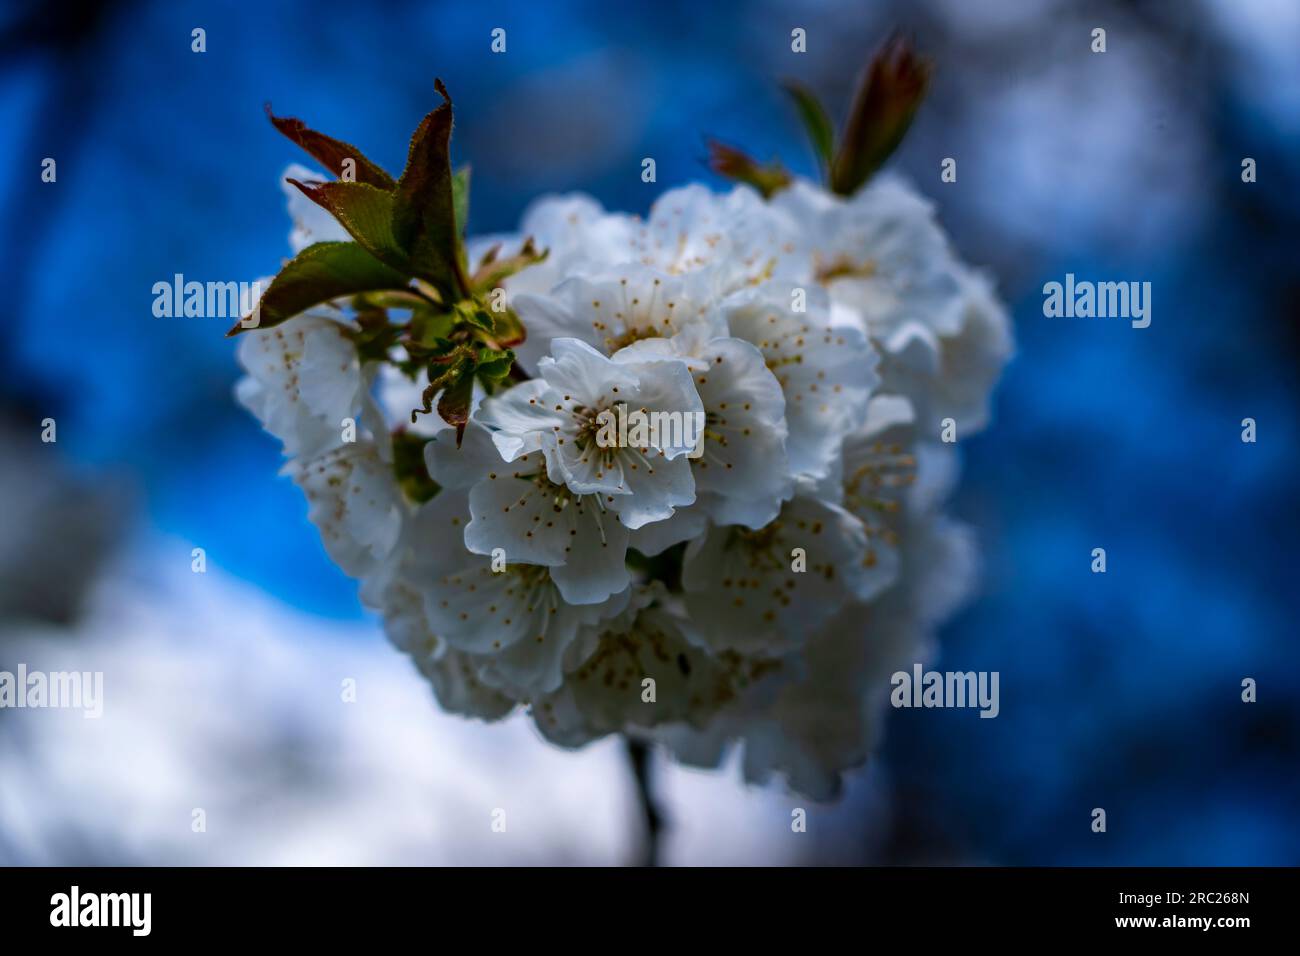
[511,264,725,373]
[614,322,792,529]
[360,502,517,720]
[465,194,637,331]
[876,265,1014,436]
[660,511,978,801]
[767,176,1013,440]
[475,337,703,530]
[428,419,642,605]
[291,439,403,579]
[532,584,745,747]
[832,394,921,598]
[234,307,368,461]
[772,175,966,339]
[234,300,402,582]
[415,646,518,722]
[721,281,879,482]
[677,597,913,802]
[422,417,503,491]
[410,487,631,696]
[462,452,635,605]
[625,183,802,294]
[680,493,877,655]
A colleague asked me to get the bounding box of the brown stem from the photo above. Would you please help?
[624,738,664,867]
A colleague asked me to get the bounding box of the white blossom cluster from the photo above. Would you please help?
[235,166,1012,799]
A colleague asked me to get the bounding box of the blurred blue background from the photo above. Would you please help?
[1,0,1296,864]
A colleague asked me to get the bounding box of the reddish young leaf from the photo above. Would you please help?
[706,140,792,198]
[266,105,397,189]
[830,36,931,196]
[392,79,470,301]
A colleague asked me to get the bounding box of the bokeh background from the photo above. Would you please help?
[1,0,1297,864]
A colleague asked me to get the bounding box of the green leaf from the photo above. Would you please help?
[782,81,835,173]
[226,242,409,336]
[392,79,470,302]
[265,105,396,189]
[452,165,471,236]
[286,179,410,274]
[706,140,792,198]
[830,36,931,196]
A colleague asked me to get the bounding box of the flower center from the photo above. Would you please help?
[814,253,877,284]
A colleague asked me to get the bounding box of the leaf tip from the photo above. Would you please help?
[706,139,791,198]
[284,176,323,201]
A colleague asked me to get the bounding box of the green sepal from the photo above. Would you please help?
[475,347,516,383]
[452,299,495,334]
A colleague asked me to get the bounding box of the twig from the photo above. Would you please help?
[624,738,664,866]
